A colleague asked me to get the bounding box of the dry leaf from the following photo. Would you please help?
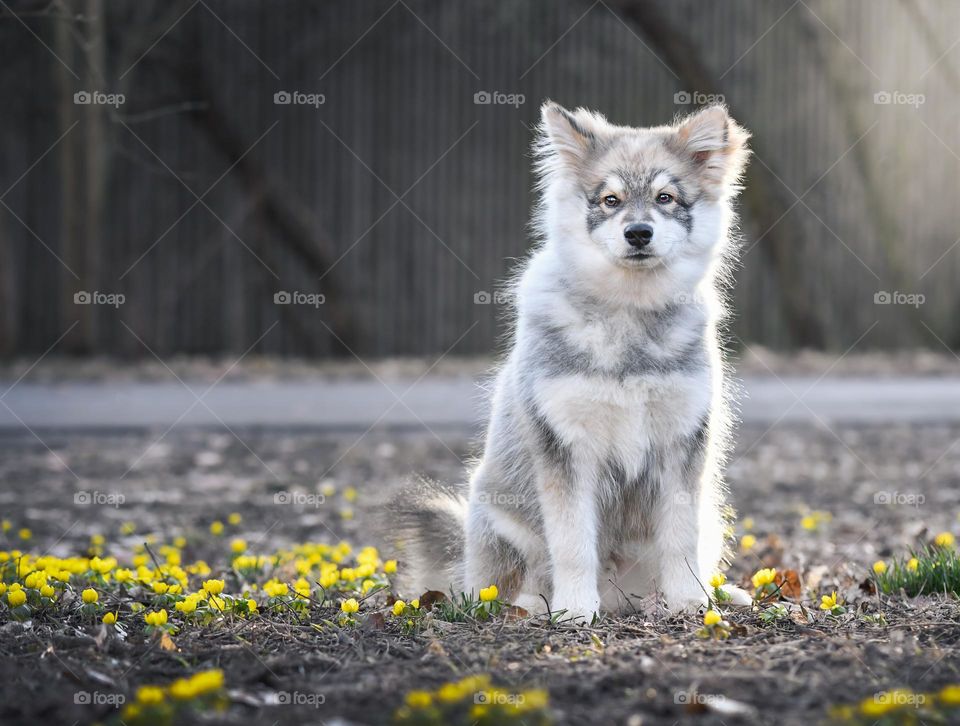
[775,569,802,600]
[418,590,448,611]
[159,632,178,652]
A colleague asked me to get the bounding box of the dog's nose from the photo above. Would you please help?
[624,222,654,247]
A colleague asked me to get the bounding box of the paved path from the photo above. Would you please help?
[1,376,959,429]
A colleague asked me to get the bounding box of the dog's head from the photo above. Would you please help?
[535,102,750,283]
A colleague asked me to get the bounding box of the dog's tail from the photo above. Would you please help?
[386,476,468,597]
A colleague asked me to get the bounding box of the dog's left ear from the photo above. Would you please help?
[672,105,750,192]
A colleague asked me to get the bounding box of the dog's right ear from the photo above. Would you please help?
[540,101,607,168]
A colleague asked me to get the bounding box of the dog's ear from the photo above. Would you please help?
[540,101,608,168]
[672,105,750,192]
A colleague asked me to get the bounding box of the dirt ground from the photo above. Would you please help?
[2,420,960,725]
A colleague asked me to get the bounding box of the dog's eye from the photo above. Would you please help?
[656,192,674,204]
[602,195,620,208]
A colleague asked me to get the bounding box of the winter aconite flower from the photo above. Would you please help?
[7,589,26,607]
[393,600,406,616]
[102,612,117,625]
[136,686,164,705]
[703,609,722,626]
[709,573,726,588]
[81,588,99,604]
[479,585,498,602]
[144,609,168,626]
[820,592,837,610]
[934,531,955,548]
[230,538,247,554]
[228,512,242,526]
[202,579,225,595]
[405,691,432,708]
[873,560,887,575]
[384,559,398,574]
[341,598,359,614]
[209,521,224,536]
[907,557,920,572]
[740,534,757,552]
[751,568,777,589]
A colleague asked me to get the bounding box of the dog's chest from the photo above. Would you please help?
[533,370,711,466]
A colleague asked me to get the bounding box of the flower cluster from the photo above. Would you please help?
[116,669,227,725]
[828,685,960,723]
[394,675,551,726]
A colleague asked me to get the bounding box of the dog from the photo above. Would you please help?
[394,102,751,619]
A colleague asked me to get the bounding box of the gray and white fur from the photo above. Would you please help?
[393,102,752,618]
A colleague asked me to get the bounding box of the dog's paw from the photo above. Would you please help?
[552,592,601,622]
[721,584,753,607]
[663,588,709,614]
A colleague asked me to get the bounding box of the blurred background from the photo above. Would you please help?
[2,0,959,362]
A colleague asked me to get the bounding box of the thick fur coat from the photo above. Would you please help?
[394,102,751,618]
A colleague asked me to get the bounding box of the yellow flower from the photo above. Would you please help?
[873,560,887,575]
[264,581,288,597]
[40,584,55,598]
[741,534,757,551]
[227,512,242,525]
[343,486,358,502]
[339,508,354,521]
[294,578,311,599]
[410,599,420,610]
[703,609,722,626]
[708,573,726,588]
[173,536,187,548]
[230,538,247,554]
[7,589,27,607]
[152,582,169,594]
[392,600,406,616]
[120,521,136,535]
[91,533,105,546]
[169,678,195,700]
[405,690,432,708]
[188,669,224,695]
[202,579,225,595]
[136,686,165,705]
[175,597,198,614]
[102,612,117,625]
[934,531,955,548]
[742,516,754,531]
[479,585,499,602]
[820,591,839,611]
[320,481,336,497]
[81,588,99,604]
[939,685,960,706]
[907,557,919,572]
[800,515,817,530]
[209,520,225,536]
[1,520,9,532]
[341,598,359,614]
[246,598,258,613]
[384,559,398,574]
[18,528,31,540]
[436,682,464,703]
[144,609,168,626]
[751,568,777,589]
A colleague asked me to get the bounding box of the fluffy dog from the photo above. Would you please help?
[395,102,751,619]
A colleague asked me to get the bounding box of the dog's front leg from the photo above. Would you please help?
[653,458,709,613]
[538,460,601,621]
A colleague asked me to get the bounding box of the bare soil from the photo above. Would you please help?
[2,420,960,725]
